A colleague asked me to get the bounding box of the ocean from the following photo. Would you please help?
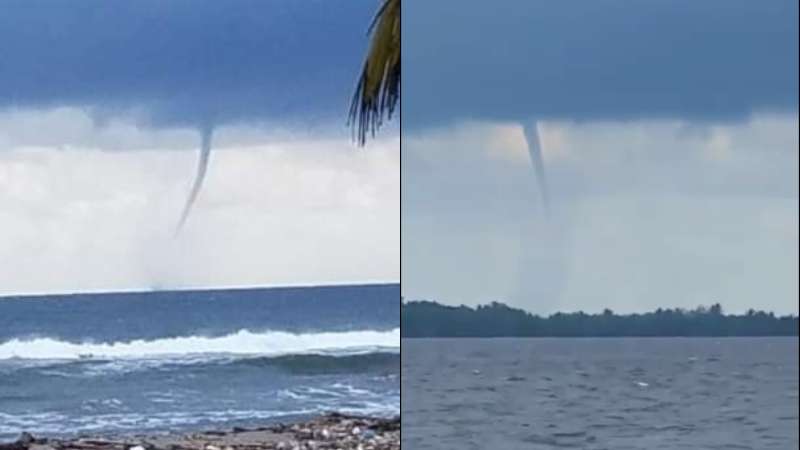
[0,284,399,440]
[402,337,799,450]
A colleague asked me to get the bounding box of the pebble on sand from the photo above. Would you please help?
[0,413,399,450]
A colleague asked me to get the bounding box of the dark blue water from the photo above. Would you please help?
[0,284,399,440]
[402,337,799,450]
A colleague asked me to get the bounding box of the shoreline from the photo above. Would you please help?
[0,413,399,450]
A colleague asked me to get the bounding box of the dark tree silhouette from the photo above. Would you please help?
[402,301,798,338]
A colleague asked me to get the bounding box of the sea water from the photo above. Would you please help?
[402,337,798,449]
[0,284,399,439]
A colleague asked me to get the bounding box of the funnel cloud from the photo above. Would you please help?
[0,1,400,294]
[401,0,798,314]
[522,122,549,213]
[176,125,214,234]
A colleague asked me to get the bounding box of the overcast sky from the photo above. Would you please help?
[0,1,399,296]
[402,0,798,314]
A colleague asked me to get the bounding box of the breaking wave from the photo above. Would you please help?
[0,328,399,360]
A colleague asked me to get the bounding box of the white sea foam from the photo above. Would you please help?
[0,401,400,439]
[0,408,318,437]
[0,328,399,360]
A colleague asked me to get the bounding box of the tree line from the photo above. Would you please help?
[401,300,799,338]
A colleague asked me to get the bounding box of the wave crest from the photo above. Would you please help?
[0,328,399,360]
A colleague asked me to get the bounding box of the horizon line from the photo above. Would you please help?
[0,280,401,301]
[401,299,800,318]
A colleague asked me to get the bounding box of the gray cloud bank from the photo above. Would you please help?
[403,0,798,129]
[401,117,798,314]
[0,0,377,129]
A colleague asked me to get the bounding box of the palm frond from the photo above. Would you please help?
[349,0,400,146]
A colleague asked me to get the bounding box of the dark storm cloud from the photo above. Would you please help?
[403,0,798,129]
[0,0,376,127]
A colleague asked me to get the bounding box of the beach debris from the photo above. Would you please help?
[0,413,400,450]
[0,433,33,450]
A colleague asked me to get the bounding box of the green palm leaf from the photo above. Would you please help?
[349,0,400,146]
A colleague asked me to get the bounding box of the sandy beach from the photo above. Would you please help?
[0,413,399,450]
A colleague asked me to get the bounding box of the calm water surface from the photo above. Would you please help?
[402,338,798,450]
